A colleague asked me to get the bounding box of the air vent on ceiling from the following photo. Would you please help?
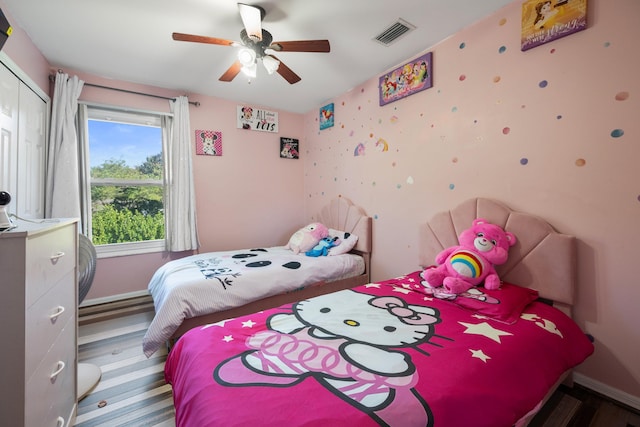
[373,18,416,46]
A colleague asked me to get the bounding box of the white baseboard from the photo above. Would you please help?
[80,290,151,308]
[574,372,640,411]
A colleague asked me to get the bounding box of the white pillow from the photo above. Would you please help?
[327,229,359,255]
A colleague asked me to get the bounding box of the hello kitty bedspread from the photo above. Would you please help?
[165,271,594,427]
[143,247,364,357]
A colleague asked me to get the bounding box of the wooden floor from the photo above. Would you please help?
[76,296,640,427]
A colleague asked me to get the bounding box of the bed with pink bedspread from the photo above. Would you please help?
[164,198,594,427]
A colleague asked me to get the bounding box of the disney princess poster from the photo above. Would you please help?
[379,52,432,106]
[195,130,222,156]
[521,0,587,51]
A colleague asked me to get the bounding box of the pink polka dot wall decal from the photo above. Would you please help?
[550,48,556,53]
[493,76,501,83]
[502,127,510,135]
[575,158,586,166]
[459,75,466,81]
[615,92,629,101]
[452,157,458,163]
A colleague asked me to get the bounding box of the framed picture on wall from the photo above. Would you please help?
[280,137,299,159]
[319,103,334,130]
[195,130,222,156]
[379,52,432,106]
[521,0,587,51]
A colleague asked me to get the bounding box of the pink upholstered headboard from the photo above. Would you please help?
[418,198,576,311]
[316,196,372,255]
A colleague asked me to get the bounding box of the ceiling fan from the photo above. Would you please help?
[172,3,330,84]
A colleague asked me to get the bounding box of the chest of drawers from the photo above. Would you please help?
[0,219,78,427]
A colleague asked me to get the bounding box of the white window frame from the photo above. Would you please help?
[86,105,167,259]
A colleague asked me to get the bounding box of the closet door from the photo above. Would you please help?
[0,62,19,213]
[17,80,47,219]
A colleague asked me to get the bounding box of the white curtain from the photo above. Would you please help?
[164,96,199,251]
[45,72,85,223]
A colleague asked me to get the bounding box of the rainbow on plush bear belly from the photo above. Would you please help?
[450,250,484,278]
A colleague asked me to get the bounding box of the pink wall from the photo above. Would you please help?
[303,0,640,406]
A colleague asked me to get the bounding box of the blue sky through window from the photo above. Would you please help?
[88,120,162,168]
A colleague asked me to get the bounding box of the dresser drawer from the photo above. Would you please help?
[26,270,76,377]
[26,317,76,427]
[25,224,76,306]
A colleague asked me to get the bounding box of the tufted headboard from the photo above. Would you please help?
[418,198,576,314]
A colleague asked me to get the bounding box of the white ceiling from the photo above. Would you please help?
[2,0,514,113]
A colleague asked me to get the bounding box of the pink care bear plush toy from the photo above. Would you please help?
[420,218,517,294]
[286,222,329,254]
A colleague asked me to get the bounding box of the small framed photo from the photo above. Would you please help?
[195,130,222,156]
[319,103,334,130]
[379,52,432,106]
[521,0,587,51]
[280,137,299,159]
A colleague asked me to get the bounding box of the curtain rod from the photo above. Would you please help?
[49,72,200,107]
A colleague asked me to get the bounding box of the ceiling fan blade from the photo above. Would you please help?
[172,32,236,46]
[238,3,264,41]
[268,55,301,84]
[219,60,242,82]
[270,40,330,53]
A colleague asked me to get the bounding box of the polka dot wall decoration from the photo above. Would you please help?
[520,158,528,165]
[502,127,511,135]
[615,92,629,101]
[499,18,507,26]
[539,80,548,88]
[449,184,455,190]
[459,75,466,81]
[610,129,624,138]
[459,42,466,49]
[493,76,501,83]
[498,46,507,54]
[575,158,586,167]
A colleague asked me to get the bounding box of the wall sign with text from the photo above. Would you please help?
[237,105,279,133]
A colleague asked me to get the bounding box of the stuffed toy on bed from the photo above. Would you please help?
[305,236,341,257]
[420,218,517,294]
[286,222,329,254]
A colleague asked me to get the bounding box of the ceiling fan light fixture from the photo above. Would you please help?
[241,62,257,78]
[238,47,256,66]
[262,56,280,74]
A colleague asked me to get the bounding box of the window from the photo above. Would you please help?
[87,106,166,256]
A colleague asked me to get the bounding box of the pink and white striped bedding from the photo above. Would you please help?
[143,246,365,356]
[165,271,593,427]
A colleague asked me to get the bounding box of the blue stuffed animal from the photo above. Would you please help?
[305,236,341,257]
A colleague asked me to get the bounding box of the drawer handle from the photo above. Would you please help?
[49,305,65,322]
[56,416,65,427]
[50,361,65,381]
[50,251,66,264]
